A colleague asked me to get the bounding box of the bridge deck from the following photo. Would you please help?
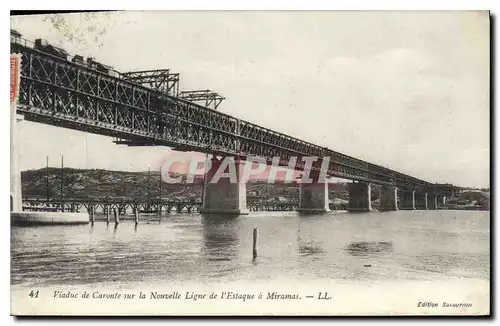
[11,35,453,193]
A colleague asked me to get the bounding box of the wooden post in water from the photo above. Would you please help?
[147,167,151,213]
[252,228,258,259]
[46,156,50,205]
[105,205,110,224]
[60,155,64,212]
[90,206,95,224]
[114,207,119,225]
[134,210,139,225]
[158,165,162,217]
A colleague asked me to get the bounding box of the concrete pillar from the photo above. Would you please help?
[10,112,23,212]
[297,175,330,213]
[347,182,372,212]
[399,190,415,210]
[427,194,438,210]
[200,156,249,215]
[379,186,398,211]
[415,192,428,210]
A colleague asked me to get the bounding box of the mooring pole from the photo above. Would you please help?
[252,228,258,259]
[90,206,95,224]
[46,156,50,205]
[105,205,110,224]
[114,207,119,225]
[60,155,64,212]
[159,165,162,216]
[147,167,151,212]
[134,209,139,225]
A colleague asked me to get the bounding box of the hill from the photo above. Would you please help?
[22,168,316,201]
[22,168,487,208]
[21,168,202,201]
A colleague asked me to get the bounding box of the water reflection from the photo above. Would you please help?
[297,216,325,257]
[346,241,394,257]
[10,211,490,287]
[299,243,324,256]
[201,215,239,262]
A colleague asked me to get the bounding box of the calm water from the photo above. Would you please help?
[11,210,490,288]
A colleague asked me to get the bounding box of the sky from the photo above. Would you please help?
[10,11,490,188]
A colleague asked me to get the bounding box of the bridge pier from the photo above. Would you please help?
[427,194,438,210]
[415,192,428,210]
[379,186,398,211]
[200,156,249,215]
[399,190,415,210]
[347,182,372,212]
[297,175,330,213]
[437,195,447,206]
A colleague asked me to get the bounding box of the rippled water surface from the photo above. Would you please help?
[11,210,490,287]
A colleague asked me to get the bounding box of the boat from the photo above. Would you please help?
[11,211,89,226]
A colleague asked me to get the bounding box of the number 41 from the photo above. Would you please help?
[28,290,39,298]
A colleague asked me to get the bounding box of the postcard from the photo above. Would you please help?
[10,10,490,316]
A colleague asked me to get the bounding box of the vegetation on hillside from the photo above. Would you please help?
[21,168,489,210]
